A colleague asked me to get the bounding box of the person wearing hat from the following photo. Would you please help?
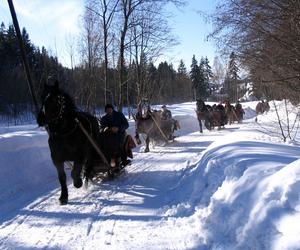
[100,104,130,166]
[160,105,180,140]
[235,100,243,112]
[161,105,172,120]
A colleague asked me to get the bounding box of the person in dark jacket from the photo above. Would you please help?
[160,105,180,139]
[100,104,130,166]
[161,105,172,120]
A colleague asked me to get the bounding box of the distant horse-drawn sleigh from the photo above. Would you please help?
[255,100,270,122]
[134,99,180,152]
[196,99,226,132]
[37,81,135,205]
[196,99,244,132]
[224,100,244,124]
[255,100,270,115]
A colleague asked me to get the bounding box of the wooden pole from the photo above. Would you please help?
[149,112,170,142]
[7,0,39,116]
[75,118,109,166]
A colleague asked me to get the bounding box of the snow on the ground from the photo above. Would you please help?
[1,101,300,250]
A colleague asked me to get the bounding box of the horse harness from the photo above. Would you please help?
[43,92,110,165]
[40,93,95,139]
[42,93,66,124]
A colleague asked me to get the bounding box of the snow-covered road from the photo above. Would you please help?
[1,101,300,249]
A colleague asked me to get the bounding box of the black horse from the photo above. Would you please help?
[196,99,212,133]
[37,81,119,205]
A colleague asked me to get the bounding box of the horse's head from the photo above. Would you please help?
[137,100,151,119]
[224,100,230,106]
[38,81,76,126]
[39,79,61,101]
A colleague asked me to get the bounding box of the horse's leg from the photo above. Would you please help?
[217,119,221,130]
[71,161,83,189]
[135,130,142,145]
[204,118,211,131]
[198,119,203,133]
[54,161,68,205]
[145,135,150,152]
[226,112,230,125]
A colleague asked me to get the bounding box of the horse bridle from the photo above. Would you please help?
[41,93,66,124]
[140,105,151,119]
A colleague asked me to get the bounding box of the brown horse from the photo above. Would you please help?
[224,101,235,125]
[196,99,224,132]
[135,102,173,152]
[256,100,270,115]
[255,100,270,122]
[224,100,243,124]
[234,102,244,123]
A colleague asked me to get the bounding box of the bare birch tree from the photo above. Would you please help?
[130,1,178,103]
[209,0,300,103]
[86,0,119,105]
[209,0,300,141]
[79,0,103,112]
[116,0,186,110]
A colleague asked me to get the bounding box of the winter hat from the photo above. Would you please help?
[105,104,114,111]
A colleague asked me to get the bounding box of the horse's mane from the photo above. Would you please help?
[42,83,77,113]
[196,99,211,113]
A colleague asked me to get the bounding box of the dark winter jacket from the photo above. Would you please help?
[100,110,129,134]
[161,109,172,120]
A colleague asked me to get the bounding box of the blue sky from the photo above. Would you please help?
[0,0,218,69]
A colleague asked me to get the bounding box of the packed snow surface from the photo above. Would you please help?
[1,101,300,250]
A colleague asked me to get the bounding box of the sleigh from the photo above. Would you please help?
[37,81,135,205]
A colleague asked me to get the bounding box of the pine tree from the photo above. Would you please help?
[211,56,225,93]
[0,22,67,120]
[177,59,192,101]
[225,52,239,102]
[190,55,200,100]
[178,59,187,75]
[203,56,213,94]
[22,28,35,66]
[198,57,212,99]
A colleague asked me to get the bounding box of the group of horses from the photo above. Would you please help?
[195,99,245,133]
[37,82,176,205]
[37,82,269,205]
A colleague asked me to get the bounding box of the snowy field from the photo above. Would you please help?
[1,101,300,250]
